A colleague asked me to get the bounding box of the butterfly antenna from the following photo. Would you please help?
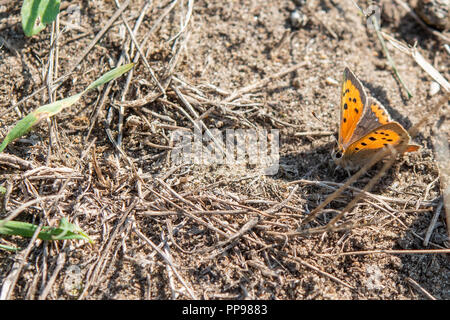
[311,111,335,131]
[330,134,338,145]
[311,111,338,143]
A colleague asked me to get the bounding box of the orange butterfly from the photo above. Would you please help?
[332,68,420,170]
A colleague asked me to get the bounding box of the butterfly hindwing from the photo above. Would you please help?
[345,122,411,155]
[340,68,367,147]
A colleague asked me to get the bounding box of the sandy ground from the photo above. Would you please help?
[0,0,449,299]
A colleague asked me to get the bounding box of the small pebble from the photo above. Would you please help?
[415,0,449,30]
[290,10,308,28]
[429,81,440,95]
[292,78,301,88]
[326,77,339,86]
[293,0,307,6]
[444,44,450,55]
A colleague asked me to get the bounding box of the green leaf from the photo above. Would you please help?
[0,186,6,194]
[0,217,93,243]
[21,0,61,37]
[0,63,134,153]
[86,63,135,91]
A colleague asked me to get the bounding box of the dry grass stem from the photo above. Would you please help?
[406,277,437,300]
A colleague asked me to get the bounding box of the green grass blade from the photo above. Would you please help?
[86,63,135,91]
[21,0,61,37]
[0,113,38,153]
[0,93,82,153]
[0,218,92,243]
[0,63,134,153]
[34,93,83,118]
[0,244,19,251]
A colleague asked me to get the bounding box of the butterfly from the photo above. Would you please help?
[332,68,420,170]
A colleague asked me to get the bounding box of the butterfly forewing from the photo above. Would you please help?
[349,97,392,145]
[340,68,367,147]
[367,98,391,125]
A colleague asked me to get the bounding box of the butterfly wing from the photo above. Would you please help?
[339,68,368,148]
[342,122,419,167]
[367,97,391,124]
[349,97,392,145]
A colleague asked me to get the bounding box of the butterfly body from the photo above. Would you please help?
[333,68,419,170]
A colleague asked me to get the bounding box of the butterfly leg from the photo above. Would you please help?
[345,168,352,178]
[333,165,339,176]
[333,164,352,178]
